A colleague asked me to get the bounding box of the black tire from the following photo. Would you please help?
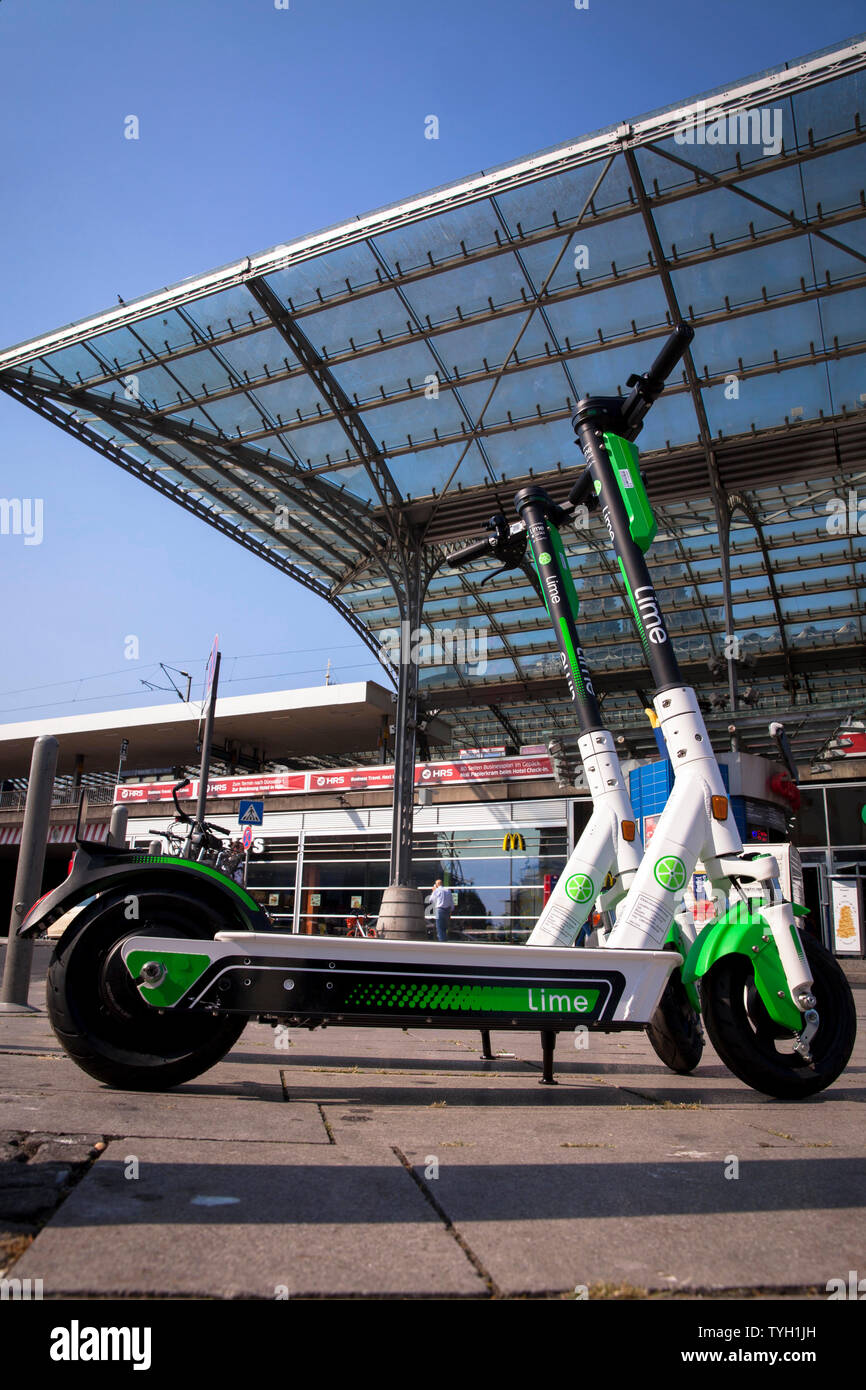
[46,889,248,1091]
[701,933,856,1099]
[646,964,704,1074]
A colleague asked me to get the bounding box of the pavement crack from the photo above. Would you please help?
[0,1132,107,1276]
[317,1104,336,1145]
[391,1145,501,1298]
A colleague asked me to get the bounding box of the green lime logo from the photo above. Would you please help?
[538,551,552,565]
[565,873,594,904]
[653,856,687,892]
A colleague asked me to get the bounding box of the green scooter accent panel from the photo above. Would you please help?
[602,433,657,553]
[682,903,802,1030]
[125,950,212,1008]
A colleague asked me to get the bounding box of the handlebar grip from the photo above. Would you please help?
[447,536,495,568]
[646,323,694,387]
[204,822,230,835]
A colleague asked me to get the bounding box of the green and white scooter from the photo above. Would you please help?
[445,469,703,1076]
[18,329,855,1099]
[564,322,855,1097]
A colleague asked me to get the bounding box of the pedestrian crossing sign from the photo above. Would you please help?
[238,800,264,826]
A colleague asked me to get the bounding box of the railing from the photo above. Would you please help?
[0,784,116,812]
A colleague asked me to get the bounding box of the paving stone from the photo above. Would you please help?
[0,953,863,1297]
[11,1138,485,1298]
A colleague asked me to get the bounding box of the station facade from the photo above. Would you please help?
[1,688,863,956]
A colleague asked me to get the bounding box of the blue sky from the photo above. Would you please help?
[0,0,862,724]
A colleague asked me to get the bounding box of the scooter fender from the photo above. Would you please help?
[18,846,270,939]
[681,901,806,1031]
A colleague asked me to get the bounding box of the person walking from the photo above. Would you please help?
[430,878,454,942]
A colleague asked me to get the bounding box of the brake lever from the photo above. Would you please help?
[478,528,528,586]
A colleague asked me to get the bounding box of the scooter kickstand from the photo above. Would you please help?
[480,1029,494,1060]
[540,1030,557,1085]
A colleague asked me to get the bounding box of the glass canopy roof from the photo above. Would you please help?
[2,36,864,764]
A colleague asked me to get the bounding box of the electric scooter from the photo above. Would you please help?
[560,321,855,1098]
[19,328,856,1099]
[444,482,703,1076]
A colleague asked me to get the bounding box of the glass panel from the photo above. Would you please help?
[432,314,551,379]
[495,160,612,235]
[184,286,266,339]
[334,339,444,402]
[671,237,817,319]
[455,361,571,424]
[799,144,866,220]
[703,358,833,436]
[300,288,416,354]
[386,442,491,497]
[264,242,382,310]
[40,343,114,384]
[244,376,339,425]
[821,286,866,350]
[370,394,472,451]
[478,416,581,478]
[215,327,301,377]
[810,217,866,282]
[651,168,805,258]
[827,351,866,415]
[522,213,654,296]
[399,255,531,326]
[373,201,505,273]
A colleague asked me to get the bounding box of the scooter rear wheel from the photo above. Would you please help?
[701,933,856,1099]
[47,889,248,1091]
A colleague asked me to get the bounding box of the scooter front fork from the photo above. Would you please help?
[527,730,642,948]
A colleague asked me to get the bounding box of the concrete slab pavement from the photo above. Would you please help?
[1,940,864,1299]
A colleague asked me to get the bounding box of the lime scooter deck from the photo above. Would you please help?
[122,932,678,1031]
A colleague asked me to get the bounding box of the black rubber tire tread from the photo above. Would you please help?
[701,933,856,1099]
[645,966,704,1074]
[46,889,249,1091]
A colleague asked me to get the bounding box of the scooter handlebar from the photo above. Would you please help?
[447,536,496,567]
[644,322,694,392]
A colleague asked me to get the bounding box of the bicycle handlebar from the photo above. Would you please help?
[171,778,192,821]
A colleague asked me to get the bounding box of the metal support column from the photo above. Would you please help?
[716,501,740,713]
[389,554,423,886]
[1,735,59,1012]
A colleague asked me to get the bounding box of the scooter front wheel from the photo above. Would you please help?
[47,889,248,1091]
[645,964,704,1074]
[701,933,856,1099]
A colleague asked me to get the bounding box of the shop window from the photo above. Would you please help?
[790,786,828,848]
[826,785,866,848]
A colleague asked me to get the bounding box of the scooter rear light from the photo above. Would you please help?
[711,795,728,820]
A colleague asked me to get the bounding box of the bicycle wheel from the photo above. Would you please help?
[47,888,248,1091]
[701,933,856,1099]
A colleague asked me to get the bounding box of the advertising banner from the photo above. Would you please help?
[115,754,554,804]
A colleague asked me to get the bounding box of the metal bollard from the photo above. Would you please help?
[108,805,129,848]
[1,735,60,1012]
